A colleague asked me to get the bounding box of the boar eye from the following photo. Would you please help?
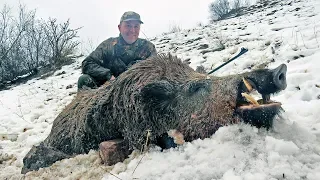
[186,80,211,96]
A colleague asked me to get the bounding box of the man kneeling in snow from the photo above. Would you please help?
[77,11,156,90]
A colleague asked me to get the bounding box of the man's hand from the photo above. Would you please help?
[110,76,116,80]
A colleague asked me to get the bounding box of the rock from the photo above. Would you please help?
[99,139,131,166]
[196,66,206,74]
[182,58,191,64]
[197,44,209,50]
[55,71,66,76]
[200,45,225,54]
[66,85,73,89]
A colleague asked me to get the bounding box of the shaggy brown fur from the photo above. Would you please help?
[22,53,286,173]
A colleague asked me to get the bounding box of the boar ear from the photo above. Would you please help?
[185,79,211,96]
[141,80,176,102]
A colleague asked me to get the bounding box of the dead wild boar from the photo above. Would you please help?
[22,54,287,174]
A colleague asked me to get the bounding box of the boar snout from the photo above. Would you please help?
[272,64,287,91]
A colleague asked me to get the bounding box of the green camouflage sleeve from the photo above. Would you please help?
[138,40,157,59]
[125,40,157,68]
[81,40,112,82]
[149,42,157,56]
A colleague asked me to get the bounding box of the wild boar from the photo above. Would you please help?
[22,54,287,173]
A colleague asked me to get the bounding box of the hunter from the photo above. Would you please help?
[78,11,157,90]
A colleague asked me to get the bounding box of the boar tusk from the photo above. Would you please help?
[242,78,253,92]
[241,93,259,106]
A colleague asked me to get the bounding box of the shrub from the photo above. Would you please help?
[209,0,250,21]
[0,4,81,88]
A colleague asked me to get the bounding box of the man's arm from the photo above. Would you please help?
[81,41,112,82]
[126,40,157,68]
[149,42,157,57]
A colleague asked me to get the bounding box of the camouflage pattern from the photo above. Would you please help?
[79,35,157,89]
[77,74,97,89]
[120,11,143,24]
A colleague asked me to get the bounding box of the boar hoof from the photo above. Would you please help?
[156,133,178,150]
[21,143,71,174]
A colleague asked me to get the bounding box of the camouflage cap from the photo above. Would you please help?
[120,11,143,24]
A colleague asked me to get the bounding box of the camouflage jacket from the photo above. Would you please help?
[82,35,157,83]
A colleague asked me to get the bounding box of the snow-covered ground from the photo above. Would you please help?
[1,0,320,179]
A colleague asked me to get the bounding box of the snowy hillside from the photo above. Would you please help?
[1,0,320,179]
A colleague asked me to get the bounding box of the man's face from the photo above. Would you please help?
[118,20,141,44]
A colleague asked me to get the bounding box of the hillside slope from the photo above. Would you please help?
[0,0,320,179]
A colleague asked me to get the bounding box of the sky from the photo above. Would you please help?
[1,0,320,179]
[0,0,213,45]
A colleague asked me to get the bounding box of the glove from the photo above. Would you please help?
[110,58,127,77]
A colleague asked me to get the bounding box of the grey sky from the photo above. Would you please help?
[1,0,213,44]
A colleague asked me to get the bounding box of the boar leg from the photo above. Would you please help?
[156,133,177,150]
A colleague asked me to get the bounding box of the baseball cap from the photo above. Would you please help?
[120,11,143,24]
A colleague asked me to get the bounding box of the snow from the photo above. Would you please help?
[1,0,320,179]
